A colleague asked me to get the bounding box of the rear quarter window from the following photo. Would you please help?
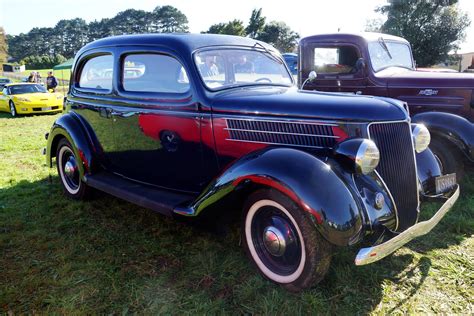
[78,55,113,90]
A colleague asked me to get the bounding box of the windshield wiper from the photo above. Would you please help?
[378,37,392,59]
[253,42,283,64]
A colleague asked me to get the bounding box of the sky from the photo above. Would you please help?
[1,0,474,53]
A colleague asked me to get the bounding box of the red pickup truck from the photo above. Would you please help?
[298,32,473,178]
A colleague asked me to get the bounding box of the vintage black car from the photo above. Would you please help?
[45,34,459,291]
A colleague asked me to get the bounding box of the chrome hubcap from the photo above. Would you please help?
[64,160,76,179]
[263,226,286,256]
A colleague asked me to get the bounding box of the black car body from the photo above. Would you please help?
[45,34,459,291]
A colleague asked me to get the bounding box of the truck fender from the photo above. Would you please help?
[174,147,364,246]
[412,112,474,161]
[46,112,100,178]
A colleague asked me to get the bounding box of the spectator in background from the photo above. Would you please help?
[199,55,219,77]
[234,55,254,73]
[36,72,43,84]
[27,72,37,83]
[46,71,58,92]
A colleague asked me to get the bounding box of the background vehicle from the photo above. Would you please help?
[298,32,474,179]
[45,34,458,291]
[282,53,298,75]
[0,83,63,117]
[0,77,12,89]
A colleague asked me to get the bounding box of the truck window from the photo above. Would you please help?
[313,46,359,75]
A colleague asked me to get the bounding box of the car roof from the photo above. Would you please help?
[78,33,276,55]
[301,32,409,44]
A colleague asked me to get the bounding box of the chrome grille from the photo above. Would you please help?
[369,122,419,231]
[226,119,338,148]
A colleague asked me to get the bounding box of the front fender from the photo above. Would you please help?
[46,112,99,177]
[412,112,474,162]
[416,148,442,195]
[174,147,364,246]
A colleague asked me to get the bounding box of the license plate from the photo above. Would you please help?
[42,107,52,111]
[435,173,456,194]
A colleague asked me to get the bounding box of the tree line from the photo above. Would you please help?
[5,5,188,64]
[202,9,300,53]
[2,2,471,69]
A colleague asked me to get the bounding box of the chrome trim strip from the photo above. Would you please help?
[355,184,459,265]
[225,138,326,149]
[226,117,338,126]
[224,127,339,138]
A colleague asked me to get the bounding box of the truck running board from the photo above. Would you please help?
[84,172,195,217]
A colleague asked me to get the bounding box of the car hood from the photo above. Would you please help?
[13,93,61,102]
[378,68,474,88]
[210,86,408,122]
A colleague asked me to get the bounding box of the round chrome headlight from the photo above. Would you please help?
[334,138,380,175]
[355,139,380,175]
[412,124,431,153]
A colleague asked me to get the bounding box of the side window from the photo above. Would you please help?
[2,87,8,95]
[122,54,190,93]
[78,55,113,90]
[314,46,359,74]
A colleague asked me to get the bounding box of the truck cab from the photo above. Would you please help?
[299,32,474,177]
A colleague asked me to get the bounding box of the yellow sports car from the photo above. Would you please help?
[0,83,63,117]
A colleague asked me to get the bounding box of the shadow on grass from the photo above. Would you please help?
[0,173,471,314]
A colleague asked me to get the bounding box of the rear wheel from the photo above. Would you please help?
[9,101,17,117]
[56,138,90,199]
[429,137,464,181]
[242,189,332,292]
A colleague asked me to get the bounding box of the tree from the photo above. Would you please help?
[154,5,189,33]
[203,20,246,36]
[256,21,299,52]
[246,8,266,38]
[0,27,9,64]
[378,0,471,66]
[5,5,190,61]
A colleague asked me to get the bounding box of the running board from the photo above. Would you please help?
[84,172,195,217]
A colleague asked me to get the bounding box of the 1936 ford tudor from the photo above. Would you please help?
[45,34,459,291]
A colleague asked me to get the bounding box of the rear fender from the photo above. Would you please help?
[412,112,474,162]
[174,147,364,246]
[46,112,100,178]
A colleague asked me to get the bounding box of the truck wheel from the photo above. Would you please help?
[429,137,464,181]
[242,188,332,292]
[56,138,90,199]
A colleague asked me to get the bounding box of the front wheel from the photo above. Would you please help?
[9,101,17,117]
[56,138,91,199]
[242,189,332,292]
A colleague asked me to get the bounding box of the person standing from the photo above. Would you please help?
[46,71,58,92]
[27,72,37,83]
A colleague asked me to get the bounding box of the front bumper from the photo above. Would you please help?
[16,103,63,114]
[355,184,460,265]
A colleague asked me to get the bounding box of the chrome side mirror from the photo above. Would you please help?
[301,70,317,90]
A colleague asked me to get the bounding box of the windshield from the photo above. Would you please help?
[368,41,414,72]
[195,48,293,90]
[0,78,10,83]
[10,84,47,94]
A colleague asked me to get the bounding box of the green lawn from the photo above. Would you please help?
[0,113,472,314]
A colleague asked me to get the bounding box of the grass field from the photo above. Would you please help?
[0,113,472,314]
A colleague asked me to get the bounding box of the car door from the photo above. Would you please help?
[0,87,8,111]
[302,43,367,94]
[109,50,204,193]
